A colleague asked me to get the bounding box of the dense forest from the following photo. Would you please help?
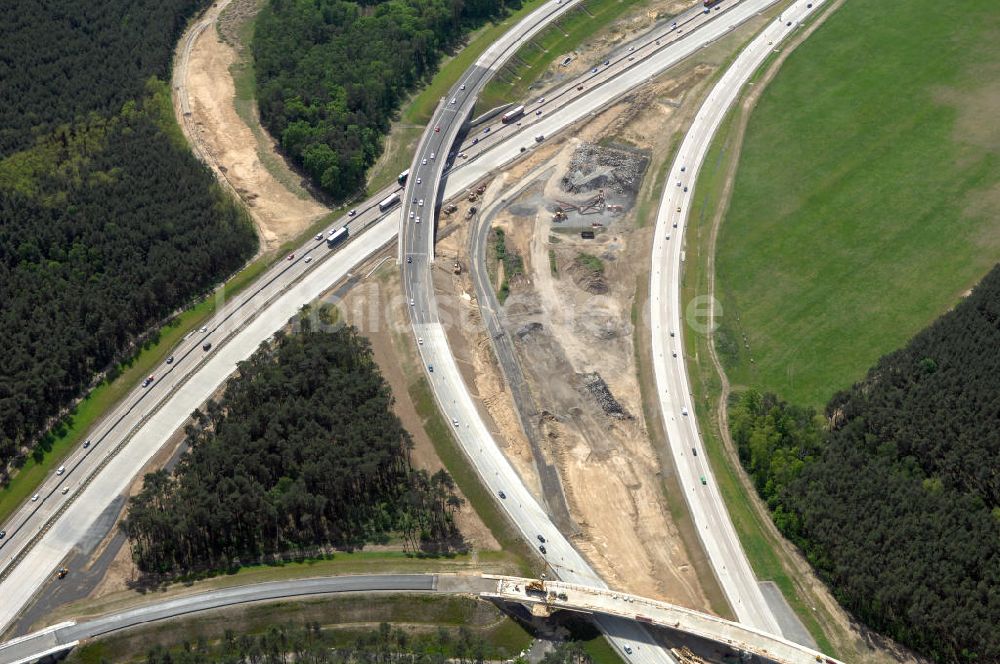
[730,264,1000,663]
[129,621,522,664]
[123,311,464,577]
[0,0,258,477]
[253,0,512,200]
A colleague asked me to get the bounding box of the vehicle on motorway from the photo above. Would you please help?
[703,0,723,6]
[200,326,207,333]
[418,337,423,345]
[407,256,412,264]
[537,534,546,543]
[692,448,697,456]
[669,330,675,337]
[409,298,415,306]
[304,256,312,263]
[539,545,547,554]
[83,439,91,449]
[676,206,682,212]
[681,406,689,416]
[0,530,5,538]
[700,476,707,485]
[409,211,414,219]
[684,186,688,192]
[422,158,427,165]
[416,216,421,224]
[591,67,598,73]
[56,466,65,475]
[577,85,584,91]
[315,233,323,241]
[681,165,686,172]
[498,491,506,499]
[166,355,174,364]
[535,134,545,142]
[537,97,545,104]
[604,60,610,66]
[378,192,401,212]
[428,365,433,372]
[472,138,479,145]
[32,494,39,502]
[327,226,349,248]
[56,567,69,579]
[142,375,154,388]
[61,487,69,494]
[203,342,212,351]
[418,199,424,207]
[501,105,525,123]
[451,98,456,104]
[430,152,435,160]
[434,126,440,132]
[398,169,409,185]
[460,84,466,90]
[348,209,357,216]
[451,418,459,427]
[287,253,295,261]
[536,110,542,116]
[624,647,633,655]
[416,177,422,184]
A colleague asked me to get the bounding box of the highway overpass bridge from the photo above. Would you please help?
[0,574,842,664]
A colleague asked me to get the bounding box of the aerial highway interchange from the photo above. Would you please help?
[0,0,837,661]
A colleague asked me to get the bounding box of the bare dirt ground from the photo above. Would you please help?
[439,61,720,611]
[173,0,329,252]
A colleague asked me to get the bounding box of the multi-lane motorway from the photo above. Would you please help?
[0,0,839,661]
[648,0,826,635]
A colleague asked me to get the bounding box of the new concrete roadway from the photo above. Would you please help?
[0,574,467,664]
[648,0,826,638]
[0,2,824,661]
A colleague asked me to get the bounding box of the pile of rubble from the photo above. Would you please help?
[580,372,631,420]
[561,142,648,195]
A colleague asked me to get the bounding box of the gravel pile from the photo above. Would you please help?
[562,143,647,194]
[580,372,630,420]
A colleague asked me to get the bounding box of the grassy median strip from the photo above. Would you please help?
[403,0,549,124]
[407,375,537,575]
[680,99,836,655]
[66,595,532,664]
[478,0,642,111]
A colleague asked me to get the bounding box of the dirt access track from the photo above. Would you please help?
[172,0,329,252]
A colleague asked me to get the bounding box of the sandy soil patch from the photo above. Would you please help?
[438,62,721,610]
[174,0,329,252]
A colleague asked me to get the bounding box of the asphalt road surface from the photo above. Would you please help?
[0,1,804,657]
[0,574,449,664]
[648,0,827,635]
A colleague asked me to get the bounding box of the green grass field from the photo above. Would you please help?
[714,0,1000,408]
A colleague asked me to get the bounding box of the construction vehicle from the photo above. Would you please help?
[526,580,546,597]
[444,204,458,215]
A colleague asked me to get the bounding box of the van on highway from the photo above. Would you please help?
[56,466,65,475]
[681,407,689,416]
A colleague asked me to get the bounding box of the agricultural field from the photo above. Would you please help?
[714,0,1000,407]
